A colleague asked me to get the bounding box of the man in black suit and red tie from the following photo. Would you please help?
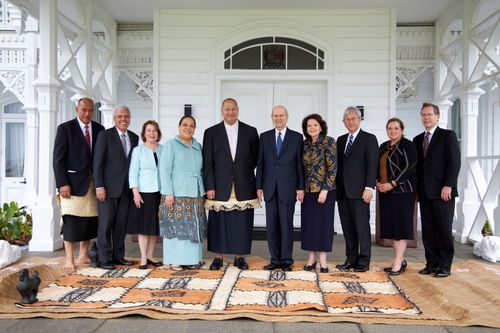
[256,105,304,271]
[53,97,104,272]
[413,102,460,278]
[335,106,378,272]
[94,105,139,270]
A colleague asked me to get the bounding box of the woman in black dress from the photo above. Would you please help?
[377,118,417,275]
[301,114,337,273]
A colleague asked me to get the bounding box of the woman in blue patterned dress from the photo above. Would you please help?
[159,115,207,271]
[301,114,337,273]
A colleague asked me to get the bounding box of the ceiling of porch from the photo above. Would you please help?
[98,0,455,25]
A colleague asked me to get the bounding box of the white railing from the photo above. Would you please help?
[465,155,500,242]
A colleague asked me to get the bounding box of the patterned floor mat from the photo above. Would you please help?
[18,260,420,315]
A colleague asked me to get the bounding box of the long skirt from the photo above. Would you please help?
[207,209,254,255]
[127,192,161,235]
[301,190,336,252]
[379,191,416,240]
[163,238,203,265]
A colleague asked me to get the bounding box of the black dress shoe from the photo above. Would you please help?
[434,269,451,278]
[335,262,355,270]
[147,258,163,267]
[320,267,329,273]
[138,264,148,270]
[303,262,317,271]
[263,263,281,270]
[113,258,134,266]
[209,258,223,270]
[419,265,438,275]
[281,264,292,272]
[234,257,249,270]
[99,262,115,270]
[353,265,369,272]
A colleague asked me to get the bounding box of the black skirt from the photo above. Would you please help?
[62,215,98,242]
[127,192,161,235]
[301,190,336,252]
[207,209,254,255]
[379,191,416,240]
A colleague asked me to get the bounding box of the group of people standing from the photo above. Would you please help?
[54,97,460,279]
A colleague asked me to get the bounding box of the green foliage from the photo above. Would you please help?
[0,201,32,246]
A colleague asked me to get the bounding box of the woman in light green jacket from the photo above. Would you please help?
[159,115,206,270]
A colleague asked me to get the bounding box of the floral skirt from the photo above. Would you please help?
[159,196,207,243]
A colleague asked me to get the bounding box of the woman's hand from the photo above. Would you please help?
[377,182,394,193]
[165,195,174,210]
[132,188,143,208]
[317,190,327,204]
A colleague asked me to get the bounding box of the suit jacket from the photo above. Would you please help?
[256,128,304,204]
[93,127,139,198]
[53,118,104,196]
[413,127,460,199]
[203,121,259,201]
[128,144,163,193]
[336,129,379,200]
[378,138,417,193]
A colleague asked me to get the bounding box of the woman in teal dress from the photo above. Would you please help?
[159,115,207,271]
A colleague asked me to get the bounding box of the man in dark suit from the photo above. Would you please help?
[413,102,460,278]
[256,105,304,271]
[93,105,139,270]
[336,106,378,272]
[203,98,259,270]
[53,97,104,272]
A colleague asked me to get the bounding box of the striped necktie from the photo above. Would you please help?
[345,134,353,157]
[423,131,430,157]
[84,125,91,150]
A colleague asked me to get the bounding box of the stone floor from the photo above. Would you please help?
[2,234,499,333]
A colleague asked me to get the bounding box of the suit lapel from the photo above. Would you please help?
[234,122,244,162]
[426,127,441,158]
[73,118,91,155]
[218,122,234,162]
[278,128,291,157]
[346,130,363,157]
[112,127,128,160]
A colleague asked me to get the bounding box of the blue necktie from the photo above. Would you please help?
[345,134,353,157]
[276,132,283,155]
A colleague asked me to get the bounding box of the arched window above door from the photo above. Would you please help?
[224,37,324,70]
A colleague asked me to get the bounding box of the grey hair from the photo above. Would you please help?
[272,104,289,117]
[113,105,130,117]
[343,106,362,119]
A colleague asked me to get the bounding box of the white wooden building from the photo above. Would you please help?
[0,0,498,251]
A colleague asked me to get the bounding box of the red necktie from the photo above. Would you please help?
[84,125,91,150]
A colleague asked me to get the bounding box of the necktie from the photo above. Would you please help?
[84,125,91,150]
[276,132,283,155]
[345,134,353,157]
[423,131,430,157]
[121,133,128,156]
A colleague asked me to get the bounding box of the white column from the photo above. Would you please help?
[29,0,63,251]
[22,31,39,208]
[435,98,453,128]
[99,103,115,128]
[455,87,484,243]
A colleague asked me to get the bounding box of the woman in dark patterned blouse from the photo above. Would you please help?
[377,118,417,276]
[301,114,337,273]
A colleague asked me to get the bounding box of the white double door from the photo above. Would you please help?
[221,80,327,228]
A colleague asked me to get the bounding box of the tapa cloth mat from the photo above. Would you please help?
[0,257,499,327]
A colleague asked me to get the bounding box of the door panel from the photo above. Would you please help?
[221,80,327,228]
[1,119,26,205]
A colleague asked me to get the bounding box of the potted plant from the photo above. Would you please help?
[0,201,32,247]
